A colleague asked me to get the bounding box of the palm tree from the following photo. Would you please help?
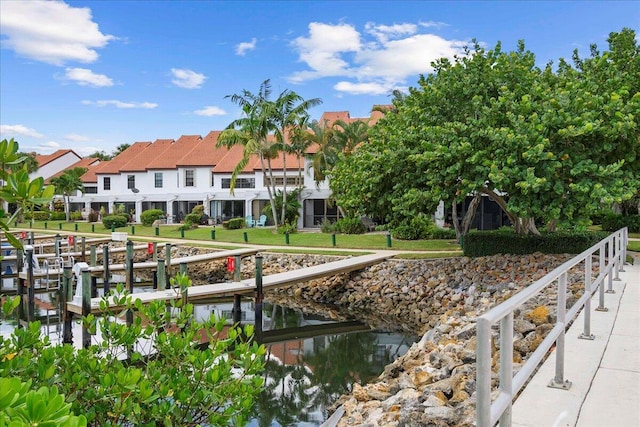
[15,152,39,174]
[218,79,280,228]
[50,167,87,221]
[332,119,370,155]
[270,89,322,225]
[307,120,339,186]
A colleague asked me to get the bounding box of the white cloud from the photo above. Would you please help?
[194,106,227,117]
[64,68,113,87]
[0,124,44,138]
[64,133,90,142]
[333,81,393,96]
[288,21,468,96]
[82,100,158,109]
[171,68,206,89]
[0,0,115,66]
[38,141,62,151]
[236,38,257,56]
[289,22,362,83]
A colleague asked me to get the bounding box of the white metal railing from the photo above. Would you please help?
[476,227,628,427]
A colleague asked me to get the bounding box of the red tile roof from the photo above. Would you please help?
[146,135,202,169]
[94,142,152,174]
[120,139,174,172]
[46,157,101,183]
[35,149,81,168]
[177,131,230,167]
[212,145,257,173]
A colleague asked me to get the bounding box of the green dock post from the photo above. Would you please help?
[44,221,48,229]
[165,243,172,276]
[91,224,95,233]
[332,233,336,247]
[243,231,248,243]
[157,259,167,289]
[74,223,78,232]
[72,235,77,252]
[90,245,97,266]
[111,225,115,232]
[386,233,392,248]
[58,223,62,230]
[180,262,187,275]
[285,232,290,245]
[155,226,159,236]
[81,236,86,262]
[180,228,185,238]
[131,225,135,235]
[62,266,73,344]
[233,255,242,282]
[211,229,215,240]
[152,242,158,262]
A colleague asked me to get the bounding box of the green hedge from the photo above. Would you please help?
[140,209,165,226]
[333,217,365,235]
[25,211,50,221]
[102,215,128,229]
[222,218,245,229]
[50,211,66,221]
[601,213,640,233]
[462,230,610,257]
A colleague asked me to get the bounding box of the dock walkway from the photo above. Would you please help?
[67,252,392,314]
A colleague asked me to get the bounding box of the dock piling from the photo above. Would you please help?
[62,266,73,344]
[255,255,263,337]
[81,268,91,349]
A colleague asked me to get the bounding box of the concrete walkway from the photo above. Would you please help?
[512,256,640,427]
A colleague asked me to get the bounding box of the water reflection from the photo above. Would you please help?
[248,303,416,426]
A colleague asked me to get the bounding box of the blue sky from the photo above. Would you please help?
[1,0,638,157]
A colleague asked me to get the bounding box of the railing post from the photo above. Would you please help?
[90,245,97,266]
[549,272,571,390]
[103,245,110,295]
[607,238,615,293]
[619,228,627,272]
[476,317,492,427]
[165,243,172,276]
[254,255,263,338]
[613,232,621,281]
[579,255,595,340]
[499,312,514,426]
[26,247,35,322]
[81,236,86,262]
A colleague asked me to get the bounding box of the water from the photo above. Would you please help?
[1,282,417,426]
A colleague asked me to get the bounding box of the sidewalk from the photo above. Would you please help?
[512,256,640,427]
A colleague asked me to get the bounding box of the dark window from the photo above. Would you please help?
[103,177,111,190]
[264,176,301,187]
[211,172,215,187]
[127,175,135,189]
[155,172,163,188]
[84,187,97,194]
[185,170,195,187]
[221,178,255,189]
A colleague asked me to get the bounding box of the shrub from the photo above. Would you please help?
[70,211,82,221]
[277,221,298,235]
[319,218,335,233]
[141,209,165,226]
[102,214,128,229]
[50,211,66,221]
[462,229,610,257]
[601,213,640,233]
[222,217,245,229]
[429,227,457,240]
[87,209,99,223]
[391,216,432,240]
[333,217,365,234]
[26,211,50,221]
[184,212,201,229]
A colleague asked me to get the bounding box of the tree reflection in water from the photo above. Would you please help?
[249,305,414,426]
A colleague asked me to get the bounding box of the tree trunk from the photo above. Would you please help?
[547,218,557,232]
[281,153,287,226]
[452,201,462,242]
[265,157,279,230]
[461,193,482,235]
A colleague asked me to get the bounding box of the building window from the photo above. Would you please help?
[127,175,135,189]
[103,177,111,190]
[185,170,195,187]
[84,186,97,194]
[155,172,163,188]
[221,178,255,189]
[211,172,215,187]
[264,176,301,187]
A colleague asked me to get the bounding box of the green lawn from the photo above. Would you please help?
[15,220,461,252]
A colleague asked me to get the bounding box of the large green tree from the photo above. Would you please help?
[50,167,88,222]
[331,28,640,236]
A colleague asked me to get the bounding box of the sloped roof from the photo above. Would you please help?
[94,142,153,174]
[253,152,303,171]
[46,157,101,184]
[35,149,81,168]
[177,131,230,167]
[212,145,257,174]
[146,135,202,169]
[120,139,174,172]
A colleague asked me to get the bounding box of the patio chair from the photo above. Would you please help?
[255,214,267,227]
[246,215,255,228]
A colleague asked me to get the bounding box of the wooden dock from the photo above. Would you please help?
[67,253,391,314]
[1,244,153,262]
[18,247,259,280]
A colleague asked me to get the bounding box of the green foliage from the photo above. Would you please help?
[333,217,366,235]
[462,230,609,257]
[0,378,87,427]
[69,211,82,221]
[222,217,245,229]
[331,29,640,236]
[49,167,87,222]
[390,215,433,240]
[184,212,202,229]
[101,214,128,229]
[87,210,99,223]
[429,227,457,240]
[601,213,640,233]
[276,221,298,235]
[50,211,66,221]
[0,277,266,426]
[24,211,50,221]
[140,209,165,226]
[319,218,335,233]
[263,189,301,227]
